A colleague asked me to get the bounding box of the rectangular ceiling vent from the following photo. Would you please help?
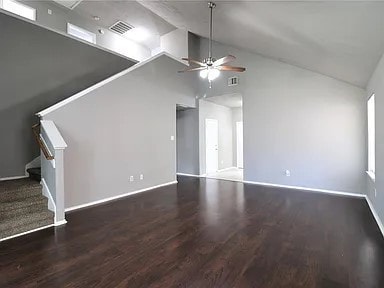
[228,76,239,87]
[109,21,134,35]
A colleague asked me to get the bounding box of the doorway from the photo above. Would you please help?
[205,118,219,173]
[200,94,244,182]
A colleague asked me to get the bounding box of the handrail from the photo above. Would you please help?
[32,123,54,160]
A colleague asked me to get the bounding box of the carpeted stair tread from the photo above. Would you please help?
[0,180,42,202]
[0,194,47,210]
[0,178,41,193]
[0,178,54,240]
[0,210,54,239]
[0,196,48,220]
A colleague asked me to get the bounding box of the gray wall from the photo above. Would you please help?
[232,107,243,166]
[366,53,384,225]
[176,108,200,175]
[18,1,150,61]
[195,37,366,193]
[42,54,196,209]
[0,11,135,178]
[199,99,233,174]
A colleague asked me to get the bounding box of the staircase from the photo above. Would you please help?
[0,176,54,240]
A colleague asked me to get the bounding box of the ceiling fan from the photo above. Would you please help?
[179,2,246,85]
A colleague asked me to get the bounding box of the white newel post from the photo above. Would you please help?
[40,120,67,226]
[54,148,66,224]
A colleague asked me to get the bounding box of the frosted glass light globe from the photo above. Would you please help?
[200,69,209,79]
[208,68,220,81]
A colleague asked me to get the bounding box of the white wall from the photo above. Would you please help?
[41,54,196,209]
[158,28,188,61]
[366,53,384,226]
[196,37,366,194]
[199,100,233,174]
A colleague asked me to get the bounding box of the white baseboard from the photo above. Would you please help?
[0,224,54,242]
[365,196,384,239]
[54,219,67,226]
[0,175,28,181]
[242,180,366,198]
[217,166,237,172]
[65,180,178,212]
[177,173,203,177]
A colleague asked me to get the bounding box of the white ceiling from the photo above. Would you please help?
[139,0,384,88]
[71,1,176,50]
[205,93,242,108]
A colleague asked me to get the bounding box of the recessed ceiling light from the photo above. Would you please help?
[93,15,100,21]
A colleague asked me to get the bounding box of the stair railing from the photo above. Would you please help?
[32,123,54,160]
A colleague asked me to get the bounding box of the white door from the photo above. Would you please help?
[236,121,243,169]
[205,119,219,173]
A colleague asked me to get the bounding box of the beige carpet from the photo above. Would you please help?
[0,178,54,239]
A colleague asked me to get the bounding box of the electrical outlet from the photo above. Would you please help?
[140,174,144,180]
[48,9,52,15]
[285,170,291,177]
[130,176,134,182]
[170,135,175,141]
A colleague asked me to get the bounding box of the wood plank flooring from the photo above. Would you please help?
[1,176,384,287]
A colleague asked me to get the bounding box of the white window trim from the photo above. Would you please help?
[67,23,96,44]
[0,0,36,21]
[367,93,375,182]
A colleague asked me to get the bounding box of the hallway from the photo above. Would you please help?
[206,167,243,182]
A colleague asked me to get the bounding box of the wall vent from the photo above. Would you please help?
[228,76,239,86]
[109,21,134,35]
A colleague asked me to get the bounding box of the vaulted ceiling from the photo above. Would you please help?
[139,0,384,88]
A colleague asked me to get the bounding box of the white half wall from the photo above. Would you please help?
[41,54,196,208]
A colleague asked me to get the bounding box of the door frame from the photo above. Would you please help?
[205,118,219,174]
[236,121,243,169]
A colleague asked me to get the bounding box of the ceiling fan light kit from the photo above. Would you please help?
[179,2,246,87]
[200,67,220,81]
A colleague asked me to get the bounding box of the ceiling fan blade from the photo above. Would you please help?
[217,65,246,72]
[178,67,207,73]
[213,55,236,67]
[182,58,206,67]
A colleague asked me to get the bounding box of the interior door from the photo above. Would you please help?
[205,119,219,173]
[236,121,243,169]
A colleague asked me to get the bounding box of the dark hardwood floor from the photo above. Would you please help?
[1,176,384,287]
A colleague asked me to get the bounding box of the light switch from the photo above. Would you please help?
[170,136,175,141]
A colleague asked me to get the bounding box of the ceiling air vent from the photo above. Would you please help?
[228,76,239,87]
[109,21,134,35]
